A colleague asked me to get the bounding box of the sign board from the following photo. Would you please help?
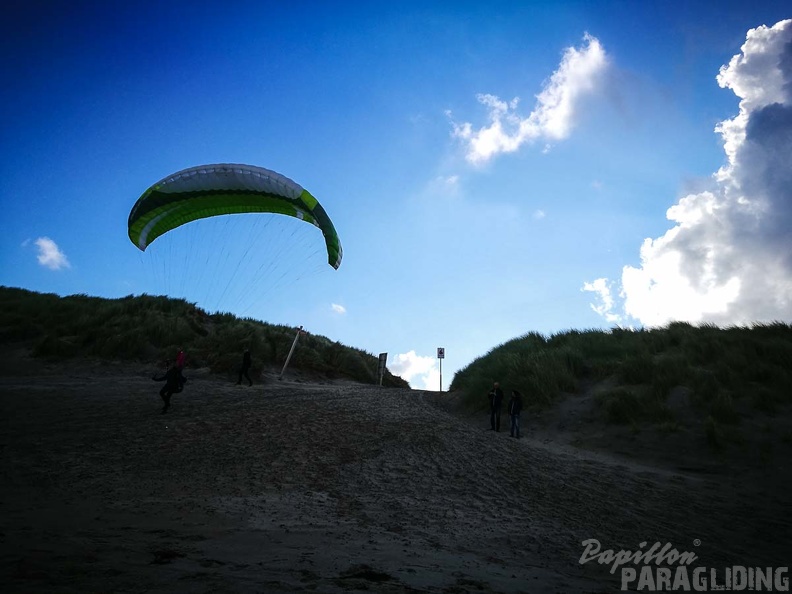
[437,347,445,359]
[377,353,388,386]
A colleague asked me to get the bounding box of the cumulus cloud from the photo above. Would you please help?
[450,34,608,164]
[586,19,792,326]
[581,278,623,324]
[31,237,70,270]
[331,303,346,315]
[389,350,440,390]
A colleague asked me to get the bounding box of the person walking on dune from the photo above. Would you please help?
[237,348,253,386]
[153,362,186,414]
[509,389,523,438]
[488,381,504,431]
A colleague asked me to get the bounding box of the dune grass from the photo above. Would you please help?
[0,286,408,387]
[5,285,791,452]
[450,321,792,449]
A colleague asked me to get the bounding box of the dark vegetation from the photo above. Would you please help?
[0,286,408,387]
[451,323,792,452]
[5,285,791,457]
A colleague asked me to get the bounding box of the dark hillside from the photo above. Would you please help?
[450,322,792,470]
[0,286,408,388]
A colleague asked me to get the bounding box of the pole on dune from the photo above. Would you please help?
[377,353,388,387]
[279,325,304,380]
[437,347,444,392]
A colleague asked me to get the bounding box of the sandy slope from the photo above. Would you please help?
[1,355,790,593]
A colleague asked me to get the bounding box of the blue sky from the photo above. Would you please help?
[2,1,791,389]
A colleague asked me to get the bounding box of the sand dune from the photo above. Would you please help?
[1,356,789,593]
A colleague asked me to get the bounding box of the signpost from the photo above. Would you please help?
[377,353,388,386]
[437,347,445,392]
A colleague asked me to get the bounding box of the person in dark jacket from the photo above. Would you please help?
[176,348,186,370]
[153,362,186,414]
[237,348,252,386]
[509,390,523,438]
[175,348,186,389]
[488,381,504,431]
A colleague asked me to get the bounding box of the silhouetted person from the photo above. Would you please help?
[154,363,186,414]
[237,349,252,386]
[509,390,523,438]
[175,348,186,389]
[176,348,186,370]
[488,381,504,431]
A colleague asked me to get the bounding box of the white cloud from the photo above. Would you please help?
[532,209,546,220]
[424,174,462,198]
[33,237,70,270]
[331,303,346,315]
[389,350,440,390]
[586,19,792,326]
[581,278,622,323]
[450,33,608,164]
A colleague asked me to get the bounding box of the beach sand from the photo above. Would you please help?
[1,354,790,593]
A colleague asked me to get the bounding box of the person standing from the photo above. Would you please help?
[237,348,252,386]
[175,348,186,389]
[509,390,523,438]
[175,348,186,370]
[488,381,504,431]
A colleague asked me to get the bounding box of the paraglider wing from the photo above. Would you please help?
[127,164,342,269]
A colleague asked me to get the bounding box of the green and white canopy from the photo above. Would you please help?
[128,163,342,269]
